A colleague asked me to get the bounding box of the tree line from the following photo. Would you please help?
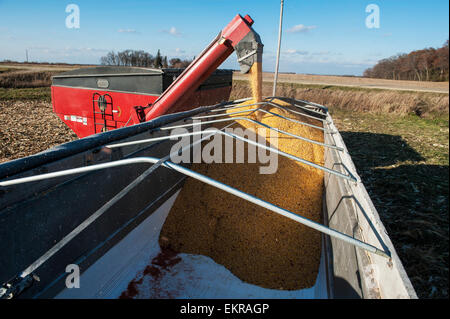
[100,49,193,69]
[363,40,449,82]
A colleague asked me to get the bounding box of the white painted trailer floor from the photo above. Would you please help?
[57,191,329,299]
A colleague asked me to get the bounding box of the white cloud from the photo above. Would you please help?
[312,51,331,56]
[5,46,110,64]
[170,27,180,36]
[275,49,375,69]
[286,24,317,33]
[175,48,185,54]
[118,29,138,33]
[284,49,309,55]
[161,26,182,37]
[28,46,108,56]
[61,46,108,53]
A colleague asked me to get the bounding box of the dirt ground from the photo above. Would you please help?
[0,100,77,163]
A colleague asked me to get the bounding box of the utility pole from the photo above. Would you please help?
[26,49,29,63]
[272,0,284,97]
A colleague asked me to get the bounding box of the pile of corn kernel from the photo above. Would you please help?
[159,64,325,290]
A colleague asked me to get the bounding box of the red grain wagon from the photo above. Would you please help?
[51,67,232,138]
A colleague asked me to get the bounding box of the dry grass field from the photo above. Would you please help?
[232,80,449,117]
[234,71,449,94]
[2,63,448,93]
[0,62,87,88]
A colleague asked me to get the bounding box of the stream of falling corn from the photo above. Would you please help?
[249,62,263,121]
[159,63,324,290]
[249,62,263,102]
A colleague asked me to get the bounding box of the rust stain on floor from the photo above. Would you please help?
[119,247,182,299]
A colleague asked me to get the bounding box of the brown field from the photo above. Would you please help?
[234,72,449,94]
[2,62,448,93]
[231,80,449,117]
[0,62,89,88]
[0,61,89,71]
[0,71,59,88]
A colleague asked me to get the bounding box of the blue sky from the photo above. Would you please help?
[0,0,448,75]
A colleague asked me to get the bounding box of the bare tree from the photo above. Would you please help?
[101,50,154,67]
[101,50,194,69]
[100,51,119,66]
[154,49,163,68]
[169,57,193,68]
[364,40,449,82]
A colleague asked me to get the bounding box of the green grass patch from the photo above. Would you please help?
[332,108,449,181]
[331,109,449,165]
[0,87,51,102]
[0,67,19,74]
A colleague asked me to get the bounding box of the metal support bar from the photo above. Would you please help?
[161,116,344,152]
[265,100,331,124]
[292,99,329,114]
[267,96,328,116]
[210,100,332,124]
[193,106,334,134]
[290,102,327,116]
[212,102,329,123]
[0,157,389,259]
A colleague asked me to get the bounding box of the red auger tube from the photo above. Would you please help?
[143,14,257,122]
